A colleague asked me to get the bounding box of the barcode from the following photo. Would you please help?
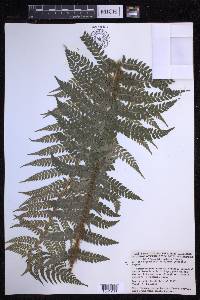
[101,283,119,293]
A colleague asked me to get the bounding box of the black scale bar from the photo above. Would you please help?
[28,5,97,19]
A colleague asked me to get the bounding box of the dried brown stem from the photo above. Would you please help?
[68,161,100,269]
[68,62,122,270]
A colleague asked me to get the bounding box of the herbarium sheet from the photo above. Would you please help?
[5,23,195,295]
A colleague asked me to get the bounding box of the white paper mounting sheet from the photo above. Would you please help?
[4,23,195,295]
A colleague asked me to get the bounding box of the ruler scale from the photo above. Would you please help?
[28,5,123,20]
[29,5,96,19]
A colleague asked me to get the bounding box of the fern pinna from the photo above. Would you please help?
[6,32,185,286]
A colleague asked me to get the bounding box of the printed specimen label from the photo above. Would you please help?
[131,251,196,295]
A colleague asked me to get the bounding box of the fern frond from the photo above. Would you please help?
[76,249,109,263]
[43,240,65,255]
[89,213,119,229]
[35,123,61,133]
[21,168,61,182]
[83,229,118,246]
[7,31,184,286]
[20,178,69,198]
[94,201,120,218]
[54,76,68,96]
[18,210,52,219]
[28,144,66,156]
[22,154,78,168]
[6,236,38,245]
[42,262,86,285]
[43,230,73,242]
[6,243,30,257]
[18,200,54,212]
[11,219,43,235]
[122,56,152,81]
[118,119,173,150]
[104,175,141,201]
[114,144,144,178]
[30,132,65,144]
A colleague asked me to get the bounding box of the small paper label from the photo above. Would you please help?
[97,5,123,18]
[152,23,193,79]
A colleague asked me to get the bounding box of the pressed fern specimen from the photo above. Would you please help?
[6,32,185,286]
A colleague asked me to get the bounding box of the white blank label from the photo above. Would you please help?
[171,37,193,65]
[152,23,193,79]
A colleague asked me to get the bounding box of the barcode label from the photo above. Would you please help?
[100,284,119,293]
